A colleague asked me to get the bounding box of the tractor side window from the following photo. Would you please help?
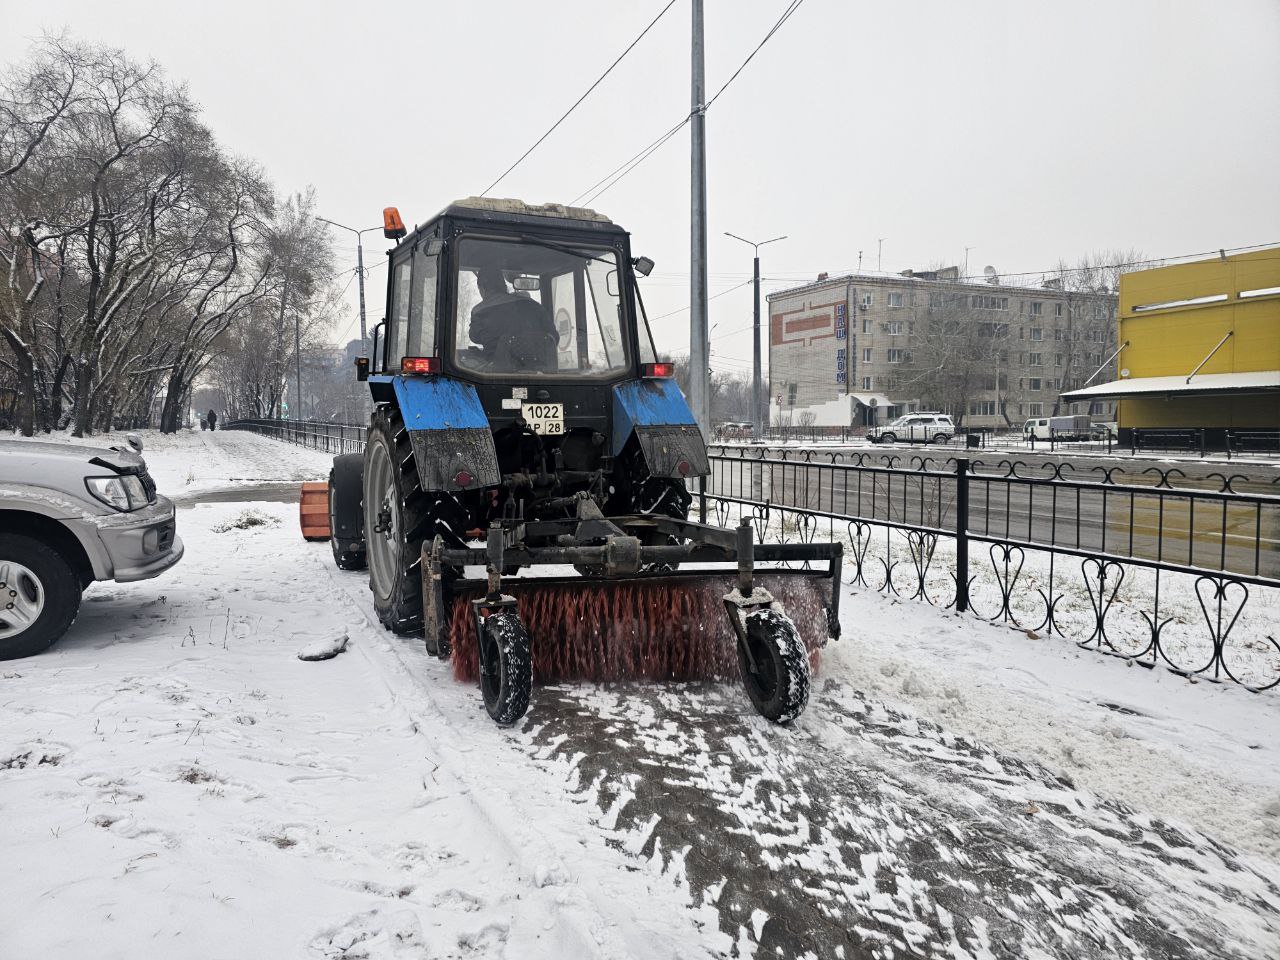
[585,258,625,370]
[388,259,411,367]
[408,245,438,357]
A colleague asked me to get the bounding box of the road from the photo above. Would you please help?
[708,447,1280,581]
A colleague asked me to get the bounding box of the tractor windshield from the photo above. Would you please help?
[453,236,630,378]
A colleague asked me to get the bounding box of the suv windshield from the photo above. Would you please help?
[452,235,629,378]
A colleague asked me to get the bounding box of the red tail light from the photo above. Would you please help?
[401,356,441,375]
[642,362,674,378]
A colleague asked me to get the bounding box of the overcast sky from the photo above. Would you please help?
[5,0,1279,374]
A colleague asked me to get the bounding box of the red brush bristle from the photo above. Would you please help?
[447,575,828,684]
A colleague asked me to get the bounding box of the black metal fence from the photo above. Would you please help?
[724,425,1280,460]
[224,418,367,455]
[232,417,1280,692]
[703,448,1280,691]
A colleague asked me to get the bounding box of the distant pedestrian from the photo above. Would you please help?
[207,409,218,431]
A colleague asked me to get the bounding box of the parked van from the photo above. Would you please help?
[1022,415,1092,440]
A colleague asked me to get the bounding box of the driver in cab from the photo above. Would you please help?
[468,267,558,371]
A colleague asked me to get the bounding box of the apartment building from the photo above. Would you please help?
[767,268,1119,429]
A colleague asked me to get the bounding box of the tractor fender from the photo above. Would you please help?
[612,380,710,478]
[389,376,501,490]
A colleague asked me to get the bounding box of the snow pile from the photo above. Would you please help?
[10,427,335,495]
[827,592,1280,861]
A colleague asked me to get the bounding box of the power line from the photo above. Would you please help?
[572,115,692,207]
[764,242,1280,292]
[705,0,804,109]
[573,0,809,205]
[479,0,679,198]
[647,277,753,321]
[945,242,1280,284]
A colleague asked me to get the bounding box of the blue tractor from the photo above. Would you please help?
[327,198,841,725]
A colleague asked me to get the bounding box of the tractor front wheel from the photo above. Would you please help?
[478,611,532,725]
[737,607,810,724]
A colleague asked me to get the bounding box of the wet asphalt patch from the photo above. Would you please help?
[521,681,1280,959]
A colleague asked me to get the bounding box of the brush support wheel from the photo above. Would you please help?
[478,611,533,726]
[737,607,810,724]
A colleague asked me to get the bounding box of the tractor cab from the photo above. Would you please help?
[359,197,702,529]
[366,198,660,429]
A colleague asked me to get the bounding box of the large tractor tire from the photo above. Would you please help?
[364,408,432,634]
[329,453,367,571]
[363,408,471,635]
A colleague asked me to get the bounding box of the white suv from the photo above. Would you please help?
[0,437,183,659]
[871,413,955,445]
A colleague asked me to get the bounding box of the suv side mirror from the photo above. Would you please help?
[355,357,370,382]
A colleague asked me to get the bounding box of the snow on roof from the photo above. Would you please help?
[447,197,612,223]
[766,270,1117,300]
[1061,370,1280,401]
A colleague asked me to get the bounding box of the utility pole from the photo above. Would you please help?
[725,231,786,438]
[878,238,886,272]
[294,305,303,422]
[689,0,710,440]
[316,217,381,353]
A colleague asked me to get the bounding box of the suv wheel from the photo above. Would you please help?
[0,534,82,660]
[880,432,897,444]
[933,433,951,444]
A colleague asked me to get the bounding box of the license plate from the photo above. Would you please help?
[520,402,564,435]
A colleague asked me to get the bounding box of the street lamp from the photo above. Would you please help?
[316,217,381,353]
[724,231,786,438]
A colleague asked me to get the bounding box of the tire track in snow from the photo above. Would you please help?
[517,681,1280,959]
[308,543,726,959]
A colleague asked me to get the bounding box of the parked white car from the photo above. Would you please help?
[0,436,183,659]
[870,413,955,445]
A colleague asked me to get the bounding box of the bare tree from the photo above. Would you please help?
[906,293,1007,424]
[1,35,338,436]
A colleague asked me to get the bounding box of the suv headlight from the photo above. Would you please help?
[85,474,149,512]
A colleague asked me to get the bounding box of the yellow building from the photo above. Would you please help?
[1062,247,1280,434]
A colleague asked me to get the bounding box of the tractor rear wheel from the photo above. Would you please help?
[364,408,430,634]
[478,611,532,725]
[737,607,810,724]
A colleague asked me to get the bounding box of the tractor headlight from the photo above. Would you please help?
[85,474,149,512]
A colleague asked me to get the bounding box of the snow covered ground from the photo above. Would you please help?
[3,429,1279,959]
